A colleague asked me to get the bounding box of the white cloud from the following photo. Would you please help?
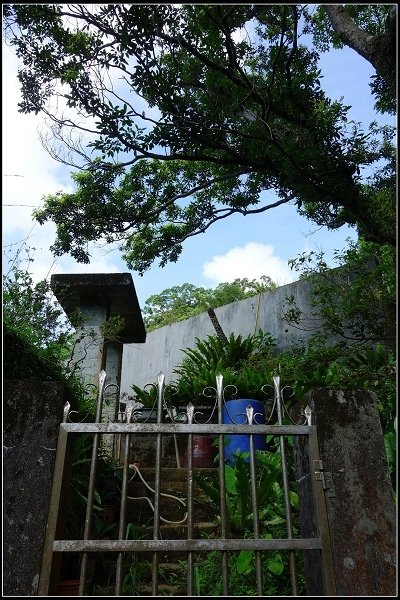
[2,43,127,285]
[2,45,76,235]
[202,242,295,287]
[3,221,122,282]
[53,253,123,277]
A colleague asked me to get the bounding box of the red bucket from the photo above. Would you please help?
[56,579,80,596]
[182,435,218,468]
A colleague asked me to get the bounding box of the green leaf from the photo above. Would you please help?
[289,491,299,508]
[267,553,284,575]
[384,431,395,467]
[224,465,237,495]
[236,550,253,574]
[265,516,285,526]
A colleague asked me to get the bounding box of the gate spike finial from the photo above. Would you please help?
[273,374,280,396]
[186,402,195,425]
[304,405,312,426]
[99,370,107,388]
[246,404,254,424]
[216,373,223,397]
[62,401,71,423]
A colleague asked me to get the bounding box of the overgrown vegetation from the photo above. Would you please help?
[193,445,304,596]
[284,239,396,350]
[277,237,396,487]
[64,432,122,541]
[192,548,303,597]
[168,330,395,445]
[3,246,79,390]
[172,331,277,404]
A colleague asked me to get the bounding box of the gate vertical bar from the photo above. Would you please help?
[38,403,71,596]
[186,403,195,596]
[246,405,263,595]
[216,374,229,595]
[79,370,107,595]
[115,406,133,595]
[274,375,298,595]
[308,425,337,595]
[151,373,165,596]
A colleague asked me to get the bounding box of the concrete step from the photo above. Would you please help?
[126,496,214,521]
[128,479,213,498]
[126,466,218,526]
[127,467,218,502]
[127,482,214,510]
[124,520,220,540]
[147,520,220,538]
[129,466,219,481]
[139,583,187,596]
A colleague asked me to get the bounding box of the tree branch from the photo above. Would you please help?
[323,4,396,95]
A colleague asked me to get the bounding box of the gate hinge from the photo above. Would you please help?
[313,459,335,497]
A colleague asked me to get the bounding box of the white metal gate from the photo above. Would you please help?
[39,371,336,596]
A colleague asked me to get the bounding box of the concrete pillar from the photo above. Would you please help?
[294,389,396,596]
[51,273,146,410]
[71,300,107,388]
[51,273,146,458]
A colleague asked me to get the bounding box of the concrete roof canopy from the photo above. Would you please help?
[50,273,146,343]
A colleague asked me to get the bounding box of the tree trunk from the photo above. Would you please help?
[207,307,229,344]
[324,5,396,98]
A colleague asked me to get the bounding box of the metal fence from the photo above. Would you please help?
[38,371,336,596]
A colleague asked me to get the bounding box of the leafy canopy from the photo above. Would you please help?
[4,4,396,272]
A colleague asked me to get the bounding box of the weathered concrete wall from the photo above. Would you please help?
[70,302,107,388]
[121,278,321,396]
[103,341,124,453]
[294,389,396,596]
[3,381,75,596]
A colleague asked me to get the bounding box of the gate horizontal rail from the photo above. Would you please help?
[60,423,314,435]
[54,538,323,552]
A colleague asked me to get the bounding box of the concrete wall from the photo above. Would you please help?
[120,278,321,396]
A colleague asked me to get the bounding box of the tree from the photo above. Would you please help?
[306,5,396,114]
[143,276,276,331]
[3,4,396,272]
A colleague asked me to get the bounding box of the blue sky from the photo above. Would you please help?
[2,30,394,309]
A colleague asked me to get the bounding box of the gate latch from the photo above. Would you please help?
[313,460,335,497]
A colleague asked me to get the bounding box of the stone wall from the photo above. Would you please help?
[3,381,74,596]
[294,388,396,596]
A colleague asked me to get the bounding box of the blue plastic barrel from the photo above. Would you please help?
[222,399,267,464]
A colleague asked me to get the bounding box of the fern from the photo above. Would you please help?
[172,332,277,405]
